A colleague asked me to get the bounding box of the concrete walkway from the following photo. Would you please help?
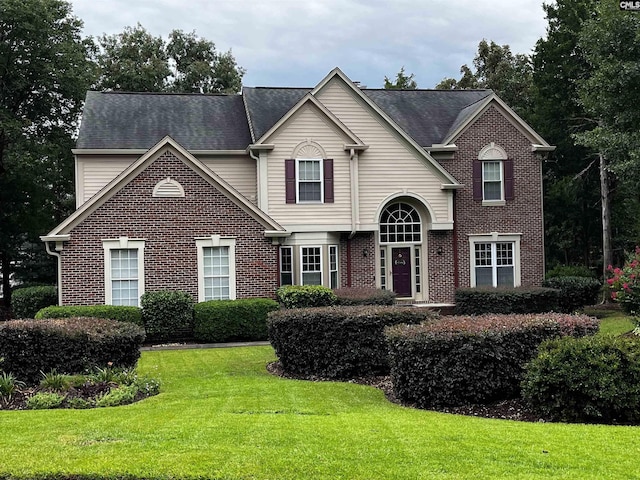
[141,340,270,351]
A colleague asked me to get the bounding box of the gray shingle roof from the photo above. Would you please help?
[76,86,493,150]
[76,91,252,150]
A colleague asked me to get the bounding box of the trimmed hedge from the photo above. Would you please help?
[542,276,602,312]
[522,335,640,424]
[454,287,560,315]
[194,298,280,343]
[10,285,57,319]
[334,287,396,306]
[275,285,337,308]
[546,264,596,279]
[141,290,194,342]
[385,313,599,408]
[35,305,142,325]
[0,317,145,384]
[268,305,437,378]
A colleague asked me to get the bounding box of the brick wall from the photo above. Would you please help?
[437,105,545,295]
[60,151,278,305]
[339,232,376,288]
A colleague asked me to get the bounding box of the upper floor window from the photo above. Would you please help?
[482,161,503,201]
[285,158,334,204]
[474,143,513,204]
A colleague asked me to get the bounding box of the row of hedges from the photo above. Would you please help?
[35,305,143,325]
[268,305,437,378]
[0,317,145,384]
[276,285,395,309]
[384,313,599,408]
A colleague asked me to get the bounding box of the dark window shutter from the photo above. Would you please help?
[285,159,296,204]
[504,159,514,200]
[323,158,334,203]
[472,161,482,201]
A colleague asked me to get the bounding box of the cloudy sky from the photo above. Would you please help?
[68,0,550,89]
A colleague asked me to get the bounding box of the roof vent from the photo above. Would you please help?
[153,177,185,198]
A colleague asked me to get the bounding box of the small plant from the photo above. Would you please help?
[67,397,93,409]
[39,370,71,391]
[26,392,65,410]
[90,365,120,383]
[95,384,138,407]
[0,372,24,400]
[133,376,161,396]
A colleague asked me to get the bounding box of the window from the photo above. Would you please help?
[379,203,422,243]
[415,247,421,293]
[469,235,521,288]
[285,158,334,204]
[280,246,293,286]
[329,245,339,289]
[380,248,387,290]
[474,143,513,203]
[196,237,236,302]
[482,161,503,201]
[103,238,145,306]
[301,246,322,285]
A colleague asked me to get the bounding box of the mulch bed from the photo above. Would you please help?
[266,361,550,422]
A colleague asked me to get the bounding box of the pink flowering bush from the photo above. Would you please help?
[607,247,640,316]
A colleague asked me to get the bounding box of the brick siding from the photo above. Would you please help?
[339,232,376,288]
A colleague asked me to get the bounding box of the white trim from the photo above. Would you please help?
[279,246,294,286]
[102,238,145,306]
[468,233,521,288]
[329,244,339,289]
[295,158,324,204]
[195,236,237,302]
[482,160,504,202]
[72,149,248,156]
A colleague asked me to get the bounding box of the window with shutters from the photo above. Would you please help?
[285,158,334,204]
[474,143,513,205]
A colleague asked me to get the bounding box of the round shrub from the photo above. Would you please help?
[268,305,437,378]
[10,285,57,319]
[141,290,194,342]
[0,317,145,384]
[35,305,142,325]
[522,335,640,424]
[275,285,337,308]
[542,276,601,312]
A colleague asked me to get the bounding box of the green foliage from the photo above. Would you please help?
[522,335,640,424]
[96,23,245,93]
[542,276,601,312]
[95,384,138,408]
[333,287,396,306]
[35,304,143,325]
[385,313,599,408]
[607,247,640,317]
[546,264,595,279]
[383,67,417,89]
[141,290,194,342]
[454,287,560,315]
[0,317,145,383]
[193,298,279,343]
[39,370,71,391]
[268,305,437,378]
[10,286,57,318]
[275,285,337,309]
[0,372,24,399]
[26,392,65,410]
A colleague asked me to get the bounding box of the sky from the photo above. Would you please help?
[68,0,550,89]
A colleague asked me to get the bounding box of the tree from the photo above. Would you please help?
[95,24,245,93]
[384,67,417,89]
[0,0,96,307]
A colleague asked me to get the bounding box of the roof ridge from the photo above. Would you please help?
[90,90,237,97]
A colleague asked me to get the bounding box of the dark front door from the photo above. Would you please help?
[392,247,412,297]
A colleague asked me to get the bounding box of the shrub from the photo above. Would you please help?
[276,285,337,308]
[0,317,145,383]
[268,305,437,378]
[385,313,599,408]
[35,305,143,325]
[194,298,279,343]
[522,335,640,424]
[95,384,138,407]
[141,290,194,342]
[0,372,24,399]
[26,392,65,410]
[542,276,601,312]
[607,247,640,316]
[546,264,596,279]
[39,370,72,391]
[334,287,396,306]
[454,287,560,315]
[10,285,57,319]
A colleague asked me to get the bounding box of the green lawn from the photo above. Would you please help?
[1,319,639,479]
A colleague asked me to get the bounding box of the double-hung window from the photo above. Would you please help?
[474,143,513,203]
[470,234,521,288]
[196,237,236,302]
[301,246,322,285]
[482,161,503,201]
[297,159,322,202]
[103,238,145,306]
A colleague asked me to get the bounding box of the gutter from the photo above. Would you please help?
[40,235,70,305]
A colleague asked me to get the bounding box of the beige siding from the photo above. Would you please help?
[77,155,138,206]
[315,80,451,226]
[265,103,352,228]
[199,155,257,204]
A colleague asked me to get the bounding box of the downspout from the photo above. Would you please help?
[249,148,261,209]
[44,241,63,305]
[452,190,459,289]
[348,148,358,239]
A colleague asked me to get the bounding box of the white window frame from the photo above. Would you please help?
[280,246,293,286]
[196,236,236,302]
[103,237,145,306]
[329,245,339,289]
[468,233,521,288]
[296,158,323,204]
[482,161,504,202]
[300,246,323,285]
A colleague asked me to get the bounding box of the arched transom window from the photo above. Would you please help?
[379,203,421,243]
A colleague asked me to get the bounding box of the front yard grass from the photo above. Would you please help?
[0,318,639,479]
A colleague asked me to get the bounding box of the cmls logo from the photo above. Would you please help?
[620,1,640,10]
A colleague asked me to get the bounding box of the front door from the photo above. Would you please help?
[392,247,412,297]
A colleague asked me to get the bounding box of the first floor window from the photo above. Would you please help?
[329,245,339,289]
[301,246,322,285]
[103,238,145,307]
[196,237,236,302]
[380,248,387,290]
[280,246,293,286]
[474,241,515,287]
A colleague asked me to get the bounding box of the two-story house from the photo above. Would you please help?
[41,68,553,307]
